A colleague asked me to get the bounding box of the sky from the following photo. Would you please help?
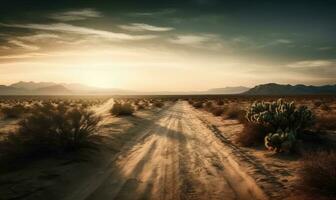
[0,0,335,91]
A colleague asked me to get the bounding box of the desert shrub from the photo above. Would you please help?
[192,101,203,109]
[204,101,213,112]
[204,101,212,107]
[1,104,27,119]
[0,103,101,164]
[314,114,336,131]
[236,123,271,147]
[320,103,331,112]
[136,104,145,110]
[313,100,323,108]
[224,105,245,121]
[216,100,224,106]
[154,101,164,108]
[211,107,224,116]
[300,151,336,196]
[110,102,134,116]
[246,99,314,152]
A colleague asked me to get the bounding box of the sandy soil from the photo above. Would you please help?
[66,101,266,200]
[193,108,303,199]
[0,101,268,200]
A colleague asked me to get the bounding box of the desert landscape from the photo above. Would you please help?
[1,1,336,200]
[0,93,335,200]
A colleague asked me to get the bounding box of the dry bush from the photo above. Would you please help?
[320,103,332,112]
[236,123,271,146]
[210,107,224,116]
[223,105,246,121]
[315,114,336,131]
[192,101,203,109]
[136,104,145,110]
[154,101,164,108]
[110,102,134,116]
[204,101,213,112]
[216,100,224,106]
[0,103,101,165]
[300,151,336,196]
[314,100,323,108]
[0,104,27,119]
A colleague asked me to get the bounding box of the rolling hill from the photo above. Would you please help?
[244,83,336,95]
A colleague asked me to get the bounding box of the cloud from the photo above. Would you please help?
[318,46,334,51]
[130,9,176,17]
[119,23,174,32]
[168,34,223,49]
[0,46,11,50]
[8,40,39,50]
[287,60,335,68]
[0,52,48,60]
[274,39,292,44]
[17,33,60,42]
[0,23,157,41]
[49,9,102,21]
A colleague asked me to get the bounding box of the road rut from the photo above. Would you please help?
[76,101,263,200]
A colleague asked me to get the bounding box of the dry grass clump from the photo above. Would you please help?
[320,103,332,112]
[0,104,27,119]
[136,104,146,110]
[153,101,164,108]
[110,102,135,116]
[192,101,203,109]
[314,114,336,131]
[223,105,246,121]
[313,100,323,108]
[300,151,336,196]
[0,103,101,165]
[210,107,224,116]
[236,123,271,146]
[204,101,213,112]
[216,100,224,106]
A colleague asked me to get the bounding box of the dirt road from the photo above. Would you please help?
[68,101,264,200]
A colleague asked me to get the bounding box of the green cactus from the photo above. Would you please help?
[246,98,314,152]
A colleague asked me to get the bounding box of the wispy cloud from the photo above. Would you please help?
[49,8,102,21]
[168,34,223,49]
[0,23,157,41]
[255,38,293,49]
[8,40,39,50]
[0,46,11,50]
[287,60,335,68]
[274,39,292,44]
[17,33,60,42]
[0,52,48,60]
[318,46,334,51]
[119,23,174,32]
[130,9,176,17]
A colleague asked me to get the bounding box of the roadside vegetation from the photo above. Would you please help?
[110,102,135,116]
[245,99,314,152]
[188,95,336,199]
[0,104,28,119]
[0,102,101,168]
[300,151,336,196]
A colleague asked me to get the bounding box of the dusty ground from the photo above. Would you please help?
[0,100,269,200]
[193,107,310,200]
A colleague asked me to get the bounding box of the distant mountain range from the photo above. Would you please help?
[244,83,336,95]
[205,86,250,94]
[0,81,335,95]
[0,81,132,95]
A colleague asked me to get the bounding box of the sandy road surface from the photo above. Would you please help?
[68,101,263,200]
